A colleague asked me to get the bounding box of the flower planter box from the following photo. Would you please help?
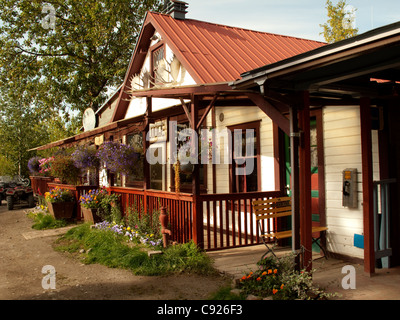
[47,201,75,220]
[81,207,102,223]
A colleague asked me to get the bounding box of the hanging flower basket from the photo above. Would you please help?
[179,162,194,173]
[96,141,141,176]
[50,155,81,185]
[71,145,100,169]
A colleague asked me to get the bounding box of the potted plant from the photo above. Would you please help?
[45,187,75,220]
[79,188,108,223]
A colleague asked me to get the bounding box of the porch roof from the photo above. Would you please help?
[231,21,400,102]
[30,81,283,151]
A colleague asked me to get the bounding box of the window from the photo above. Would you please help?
[228,121,261,193]
[125,133,144,188]
[149,142,166,190]
[170,120,207,192]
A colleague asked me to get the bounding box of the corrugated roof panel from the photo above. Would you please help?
[189,23,248,80]
[148,12,326,84]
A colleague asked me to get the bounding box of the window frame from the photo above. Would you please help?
[227,120,261,193]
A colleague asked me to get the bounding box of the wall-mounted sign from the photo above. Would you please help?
[95,134,104,146]
[149,119,167,143]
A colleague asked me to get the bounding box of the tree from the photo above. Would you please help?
[320,0,358,43]
[0,83,79,176]
[0,0,163,115]
[0,0,163,177]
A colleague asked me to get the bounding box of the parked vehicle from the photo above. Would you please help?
[0,176,14,205]
[2,176,35,210]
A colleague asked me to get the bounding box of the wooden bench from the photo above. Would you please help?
[252,196,328,259]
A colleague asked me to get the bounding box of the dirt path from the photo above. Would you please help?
[0,203,230,300]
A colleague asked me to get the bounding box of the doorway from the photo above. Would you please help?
[378,102,400,267]
[283,109,326,252]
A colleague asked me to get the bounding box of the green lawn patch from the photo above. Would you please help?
[54,223,217,276]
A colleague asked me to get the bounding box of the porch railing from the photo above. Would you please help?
[373,178,396,267]
[30,176,285,251]
[30,176,54,196]
[108,187,194,244]
[198,190,284,250]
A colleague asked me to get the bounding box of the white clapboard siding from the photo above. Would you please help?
[207,106,275,194]
[323,105,380,259]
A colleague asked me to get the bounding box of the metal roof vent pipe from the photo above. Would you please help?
[162,0,188,20]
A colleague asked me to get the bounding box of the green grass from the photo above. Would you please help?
[54,223,217,276]
[208,286,245,300]
[27,211,68,230]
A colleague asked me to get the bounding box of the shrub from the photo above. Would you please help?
[51,155,81,185]
[97,192,122,223]
[237,253,337,300]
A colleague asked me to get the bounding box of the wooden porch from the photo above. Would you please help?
[30,176,287,251]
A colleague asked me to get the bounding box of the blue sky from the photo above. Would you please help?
[187,0,400,41]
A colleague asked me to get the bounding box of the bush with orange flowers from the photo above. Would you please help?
[236,253,338,300]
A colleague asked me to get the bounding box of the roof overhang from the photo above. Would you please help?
[231,21,400,103]
[29,114,145,151]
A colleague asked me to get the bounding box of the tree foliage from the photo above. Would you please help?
[0,0,163,177]
[320,0,358,43]
[0,0,163,114]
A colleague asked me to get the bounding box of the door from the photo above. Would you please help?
[379,103,400,267]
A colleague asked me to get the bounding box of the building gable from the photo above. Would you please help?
[112,6,326,122]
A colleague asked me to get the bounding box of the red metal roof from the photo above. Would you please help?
[148,12,326,84]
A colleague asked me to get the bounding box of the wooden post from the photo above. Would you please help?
[298,92,312,271]
[360,97,375,275]
[289,104,301,270]
[142,97,152,214]
[160,206,171,248]
[190,95,204,249]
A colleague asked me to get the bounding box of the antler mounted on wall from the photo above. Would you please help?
[126,54,187,96]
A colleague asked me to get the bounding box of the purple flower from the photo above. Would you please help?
[28,156,41,174]
[96,141,140,175]
[71,145,100,169]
